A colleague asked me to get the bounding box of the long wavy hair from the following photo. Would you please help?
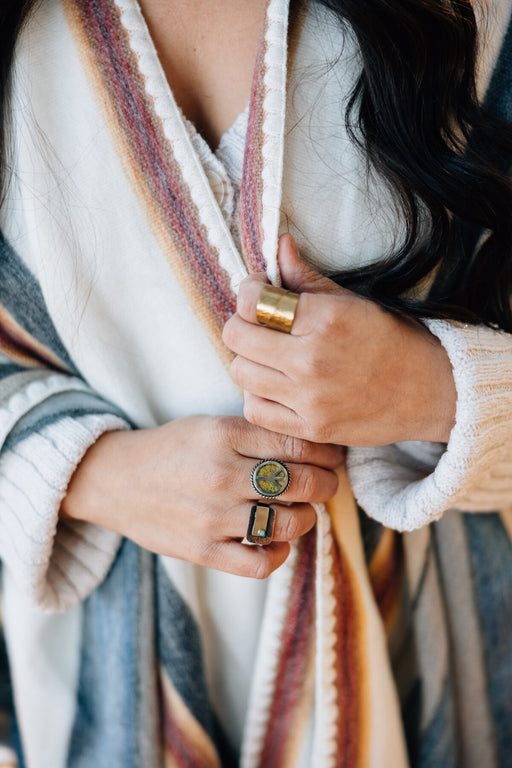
[317,0,512,330]
[0,0,40,197]
[2,0,512,329]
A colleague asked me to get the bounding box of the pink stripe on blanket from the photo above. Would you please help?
[73,0,236,327]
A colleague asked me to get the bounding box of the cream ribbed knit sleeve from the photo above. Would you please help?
[0,412,128,612]
[347,319,512,530]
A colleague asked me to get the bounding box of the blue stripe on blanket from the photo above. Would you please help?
[0,233,78,374]
[155,561,237,767]
[155,559,217,738]
[416,675,457,768]
[464,513,512,762]
[0,361,29,380]
[67,539,153,768]
[2,389,130,451]
[67,542,233,768]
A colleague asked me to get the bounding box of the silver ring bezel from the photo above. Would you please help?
[251,458,290,498]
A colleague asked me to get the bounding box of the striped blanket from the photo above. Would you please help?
[1,0,512,766]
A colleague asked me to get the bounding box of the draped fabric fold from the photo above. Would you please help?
[1,0,512,766]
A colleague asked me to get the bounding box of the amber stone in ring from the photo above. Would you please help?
[251,459,290,498]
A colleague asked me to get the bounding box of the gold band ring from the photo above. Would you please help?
[246,503,276,545]
[256,285,299,334]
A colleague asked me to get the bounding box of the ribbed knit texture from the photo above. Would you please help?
[347,319,512,529]
[0,413,128,611]
[1,0,512,767]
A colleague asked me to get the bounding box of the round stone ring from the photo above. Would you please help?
[251,459,290,499]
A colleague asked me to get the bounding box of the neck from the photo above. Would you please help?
[137,0,267,149]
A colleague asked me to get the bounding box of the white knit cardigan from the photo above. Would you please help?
[1,0,512,765]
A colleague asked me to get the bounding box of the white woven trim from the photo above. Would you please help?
[115,0,248,292]
[240,543,299,768]
[313,503,339,768]
[261,0,290,285]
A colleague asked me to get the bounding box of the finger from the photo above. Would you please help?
[236,455,339,504]
[277,234,343,296]
[222,416,345,469]
[218,502,316,542]
[197,539,291,579]
[223,312,297,370]
[243,391,324,443]
[230,356,293,405]
[234,273,326,338]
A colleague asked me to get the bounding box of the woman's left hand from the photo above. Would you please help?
[223,234,457,447]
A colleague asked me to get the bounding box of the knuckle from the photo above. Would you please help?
[237,276,262,320]
[243,398,261,426]
[211,415,242,448]
[303,412,331,444]
[295,469,319,501]
[221,318,234,347]
[200,463,231,494]
[285,433,309,463]
[229,356,246,388]
[236,289,252,320]
[210,415,231,443]
[273,431,308,462]
[196,539,221,569]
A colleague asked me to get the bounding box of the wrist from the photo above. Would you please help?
[419,336,457,444]
[60,429,133,528]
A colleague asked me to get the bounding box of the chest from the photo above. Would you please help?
[136,0,266,149]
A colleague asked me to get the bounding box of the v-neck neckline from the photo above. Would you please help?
[114,0,249,285]
[66,0,289,367]
[111,0,288,288]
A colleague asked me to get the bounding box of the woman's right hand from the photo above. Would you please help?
[60,415,344,579]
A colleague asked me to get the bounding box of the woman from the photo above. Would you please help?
[0,0,512,765]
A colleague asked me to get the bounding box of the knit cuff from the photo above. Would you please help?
[0,372,96,443]
[0,413,129,611]
[347,319,512,530]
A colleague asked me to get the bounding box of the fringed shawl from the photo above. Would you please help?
[1,1,512,766]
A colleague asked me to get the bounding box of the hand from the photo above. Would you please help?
[61,415,343,578]
[222,234,457,446]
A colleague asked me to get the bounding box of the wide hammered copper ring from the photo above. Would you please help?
[256,285,299,334]
[251,459,290,499]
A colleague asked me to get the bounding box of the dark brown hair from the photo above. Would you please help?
[0,1,41,202]
[317,0,512,330]
[2,0,512,329]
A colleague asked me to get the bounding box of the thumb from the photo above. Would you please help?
[277,234,342,295]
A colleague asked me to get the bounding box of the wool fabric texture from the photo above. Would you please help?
[1,0,512,766]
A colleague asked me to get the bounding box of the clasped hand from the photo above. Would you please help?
[62,235,457,581]
[223,234,457,447]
